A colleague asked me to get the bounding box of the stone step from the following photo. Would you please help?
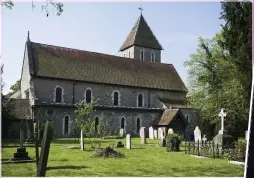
[17,147,27,153]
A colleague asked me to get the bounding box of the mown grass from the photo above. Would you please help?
[1,138,244,177]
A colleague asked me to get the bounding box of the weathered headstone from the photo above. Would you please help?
[126,134,131,149]
[154,130,158,139]
[10,120,32,163]
[149,127,154,139]
[114,141,124,148]
[194,126,201,142]
[36,120,54,177]
[140,127,146,144]
[158,127,163,139]
[119,128,124,137]
[80,130,84,151]
[168,128,174,135]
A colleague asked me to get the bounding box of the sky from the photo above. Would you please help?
[2,2,224,94]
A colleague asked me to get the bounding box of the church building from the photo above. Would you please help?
[9,13,198,139]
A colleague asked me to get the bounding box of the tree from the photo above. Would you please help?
[1,0,64,17]
[219,1,252,102]
[185,33,249,139]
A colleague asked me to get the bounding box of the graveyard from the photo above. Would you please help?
[2,136,244,177]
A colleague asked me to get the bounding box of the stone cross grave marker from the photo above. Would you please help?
[154,130,158,139]
[119,128,124,137]
[80,130,84,151]
[149,127,154,139]
[218,108,227,134]
[36,120,54,177]
[140,127,146,144]
[194,126,201,142]
[126,134,131,149]
[168,128,174,135]
[202,135,207,142]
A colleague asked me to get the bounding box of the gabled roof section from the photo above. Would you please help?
[119,14,163,51]
[28,41,187,92]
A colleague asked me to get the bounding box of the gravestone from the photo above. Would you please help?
[161,136,166,147]
[36,120,54,177]
[80,130,84,151]
[25,119,34,144]
[168,128,174,135]
[213,109,233,149]
[158,128,163,139]
[154,130,158,139]
[126,134,131,149]
[194,126,201,142]
[119,128,124,137]
[140,127,146,144]
[10,120,32,163]
[202,135,207,143]
[149,127,154,139]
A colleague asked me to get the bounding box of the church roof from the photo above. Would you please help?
[10,99,31,120]
[9,90,21,99]
[27,41,187,92]
[157,109,180,126]
[119,14,163,51]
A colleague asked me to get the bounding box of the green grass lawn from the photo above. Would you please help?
[1,138,244,177]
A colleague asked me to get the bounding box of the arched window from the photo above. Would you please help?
[64,115,69,135]
[113,91,119,106]
[85,89,92,103]
[137,118,140,133]
[137,94,143,107]
[95,117,99,133]
[151,52,155,62]
[140,50,144,61]
[55,87,63,103]
[121,117,125,129]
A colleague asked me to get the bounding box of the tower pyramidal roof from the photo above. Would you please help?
[119,14,163,51]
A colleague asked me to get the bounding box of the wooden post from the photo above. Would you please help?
[36,120,54,177]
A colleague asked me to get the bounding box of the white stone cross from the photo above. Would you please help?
[218,108,227,134]
[202,135,207,142]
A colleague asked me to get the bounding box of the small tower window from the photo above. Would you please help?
[137,118,140,133]
[140,50,144,61]
[121,117,125,129]
[129,52,131,58]
[151,52,155,62]
[124,53,126,57]
[137,94,143,107]
[113,91,119,106]
[55,87,63,103]
[85,89,92,103]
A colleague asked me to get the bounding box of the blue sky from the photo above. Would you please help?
[2,2,223,94]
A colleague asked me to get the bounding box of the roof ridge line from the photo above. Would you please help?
[132,14,142,46]
[32,41,173,66]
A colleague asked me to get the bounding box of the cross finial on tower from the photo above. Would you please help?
[27,31,30,41]
[138,5,143,14]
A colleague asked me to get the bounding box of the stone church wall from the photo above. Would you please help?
[34,106,163,137]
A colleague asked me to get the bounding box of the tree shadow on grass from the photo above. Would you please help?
[46,165,88,170]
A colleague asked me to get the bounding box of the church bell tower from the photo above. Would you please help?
[119,9,163,63]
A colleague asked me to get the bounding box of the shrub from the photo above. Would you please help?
[93,146,125,158]
[166,133,182,152]
[226,140,247,162]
